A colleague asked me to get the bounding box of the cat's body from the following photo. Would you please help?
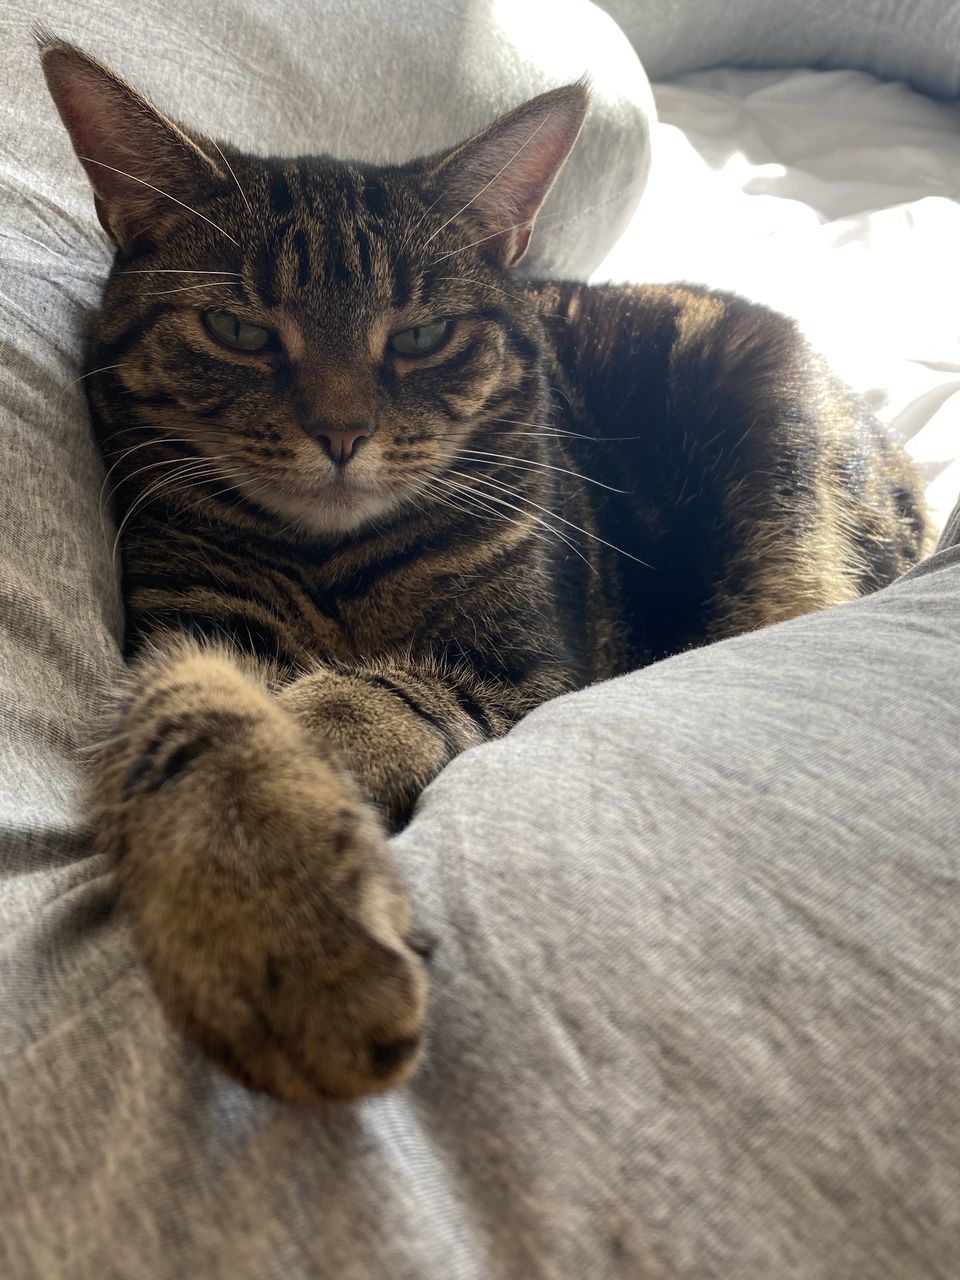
[102,275,922,687]
[43,40,927,1103]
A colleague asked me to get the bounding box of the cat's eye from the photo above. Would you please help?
[203,310,273,353]
[389,320,451,357]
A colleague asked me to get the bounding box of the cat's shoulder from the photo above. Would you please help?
[522,277,799,340]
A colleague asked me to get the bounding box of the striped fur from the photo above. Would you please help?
[43,41,929,1102]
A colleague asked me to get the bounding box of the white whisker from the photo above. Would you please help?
[143,280,239,298]
[437,472,596,572]
[78,156,239,246]
[448,467,655,570]
[97,421,205,445]
[100,440,225,505]
[420,113,552,250]
[110,455,236,564]
[482,416,645,442]
[101,448,232,541]
[120,268,242,277]
[430,219,533,264]
[456,447,627,494]
[68,363,123,387]
[209,139,252,212]
[177,467,264,518]
[431,473,557,548]
[434,275,529,306]
[399,188,447,257]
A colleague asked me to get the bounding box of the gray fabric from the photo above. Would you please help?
[936,497,960,553]
[599,0,960,98]
[3,545,960,1278]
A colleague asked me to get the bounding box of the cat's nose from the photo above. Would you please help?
[314,426,371,465]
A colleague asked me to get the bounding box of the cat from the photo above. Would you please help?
[41,37,928,1103]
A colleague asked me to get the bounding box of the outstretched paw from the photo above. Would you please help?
[94,647,429,1102]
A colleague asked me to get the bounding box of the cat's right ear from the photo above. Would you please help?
[411,83,588,268]
[39,37,226,252]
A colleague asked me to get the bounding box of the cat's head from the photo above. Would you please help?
[41,39,586,537]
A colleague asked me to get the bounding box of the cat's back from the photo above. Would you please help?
[524,279,930,663]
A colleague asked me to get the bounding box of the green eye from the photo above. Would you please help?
[203,310,272,352]
[389,319,451,357]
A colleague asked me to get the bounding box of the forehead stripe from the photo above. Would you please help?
[268,169,295,218]
[355,226,372,279]
[361,179,389,220]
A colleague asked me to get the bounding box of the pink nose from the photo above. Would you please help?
[317,427,370,465]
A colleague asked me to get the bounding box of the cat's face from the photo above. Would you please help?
[41,40,587,537]
[93,158,543,537]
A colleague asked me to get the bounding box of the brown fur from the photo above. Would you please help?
[41,39,930,1102]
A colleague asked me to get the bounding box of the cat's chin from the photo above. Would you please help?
[244,477,404,539]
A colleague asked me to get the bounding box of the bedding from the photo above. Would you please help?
[599,0,960,98]
[4,541,960,1278]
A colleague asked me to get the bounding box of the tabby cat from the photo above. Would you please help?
[41,39,927,1103]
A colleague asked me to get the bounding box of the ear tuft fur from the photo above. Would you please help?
[40,39,226,251]
[418,82,589,268]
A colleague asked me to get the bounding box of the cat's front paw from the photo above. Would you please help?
[94,648,429,1103]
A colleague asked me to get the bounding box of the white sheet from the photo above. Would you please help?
[594,68,960,531]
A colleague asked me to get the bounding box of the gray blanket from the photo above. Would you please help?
[4,540,960,1278]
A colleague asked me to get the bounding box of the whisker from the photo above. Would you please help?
[0,254,104,283]
[430,472,520,524]
[474,429,591,441]
[456,447,628,493]
[78,156,240,246]
[481,416,645,442]
[437,472,596,573]
[110,456,236,563]
[411,481,474,521]
[177,467,263,517]
[209,139,252,212]
[2,227,104,266]
[427,218,535,263]
[420,113,552,250]
[97,421,206,445]
[134,467,251,530]
[431,473,559,549]
[68,363,123,387]
[418,0,465,18]
[101,447,231,539]
[535,178,642,233]
[111,461,229,536]
[143,280,240,298]
[434,275,530,306]
[120,268,242,277]
[430,477,542,541]
[100,439,220,500]
[398,190,447,257]
[447,467,655,570]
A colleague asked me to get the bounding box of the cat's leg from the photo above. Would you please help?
[93,638,428,1104]
[278,659,545,830]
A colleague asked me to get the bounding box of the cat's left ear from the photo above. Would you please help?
[415,83,588,268]
[39,36,226,252]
